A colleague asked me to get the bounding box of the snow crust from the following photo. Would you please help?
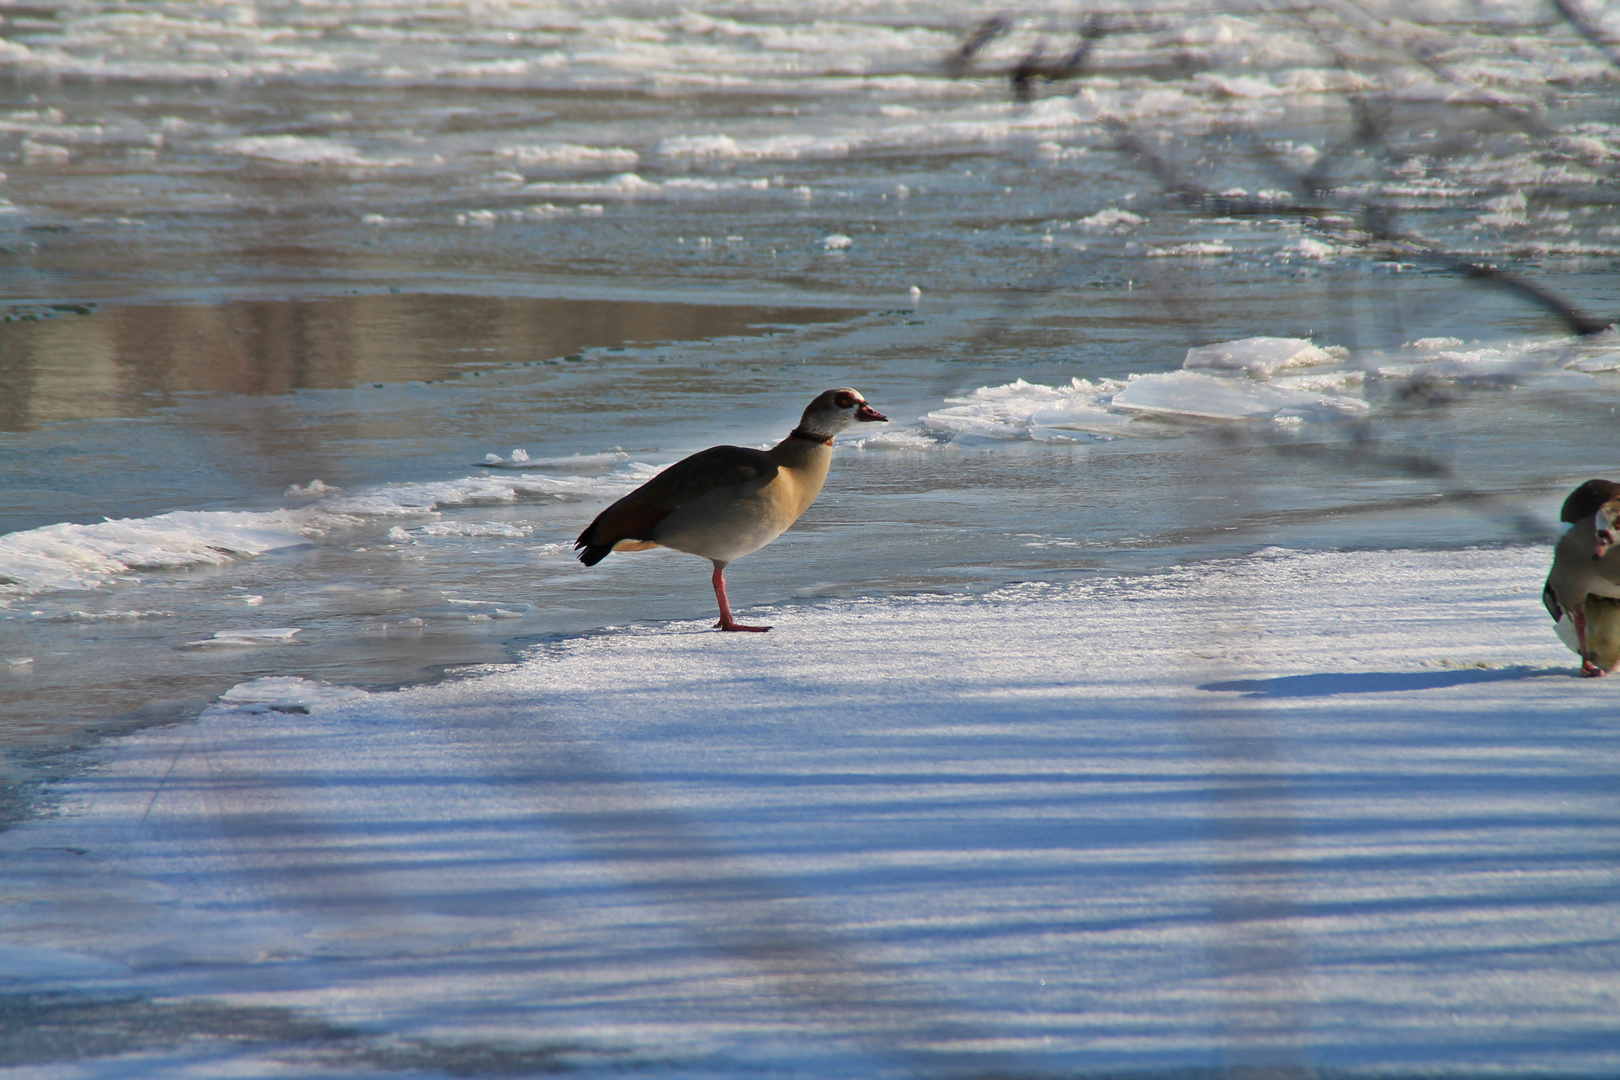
[2,547,1615,1077]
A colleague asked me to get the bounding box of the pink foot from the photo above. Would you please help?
[710,565,770,632]
[715,619,771,633]
[1581,659,1606,678]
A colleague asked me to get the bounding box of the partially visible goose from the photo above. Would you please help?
[1542,478,1620,676]
[575,388,887,631]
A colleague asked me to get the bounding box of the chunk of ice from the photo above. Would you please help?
[1182,336,1340,379]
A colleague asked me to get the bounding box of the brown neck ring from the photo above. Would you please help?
[788,427,834,445]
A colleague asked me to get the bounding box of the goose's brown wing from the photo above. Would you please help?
[575,445,778,565]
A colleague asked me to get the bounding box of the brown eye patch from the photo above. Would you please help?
[834,393,855,409]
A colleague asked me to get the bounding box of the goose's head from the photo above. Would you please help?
[1557,479,1620,560]
[797,388,887,439]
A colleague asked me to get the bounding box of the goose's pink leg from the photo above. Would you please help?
[1575,608,1606,677]
[712,564,770,632]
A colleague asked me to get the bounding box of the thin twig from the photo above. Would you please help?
[1549,0,1620,70]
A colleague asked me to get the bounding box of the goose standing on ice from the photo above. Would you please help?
[575,388,887,631]
[1542,478,1620,676]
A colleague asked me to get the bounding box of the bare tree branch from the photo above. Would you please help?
[1549,0,1620,69]
[1094,114,1615,338]
[943,15,1009,78]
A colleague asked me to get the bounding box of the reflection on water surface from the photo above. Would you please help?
[0,293,848,431]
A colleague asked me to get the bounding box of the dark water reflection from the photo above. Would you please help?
[0,293,847,432]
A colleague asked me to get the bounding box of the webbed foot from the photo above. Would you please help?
[715,619,771,633]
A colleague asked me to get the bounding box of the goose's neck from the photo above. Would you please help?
[787,425,834,446]
[768,434,833,518]
[769,431,834,473]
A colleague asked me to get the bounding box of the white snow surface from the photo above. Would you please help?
[2,546,1616,1078]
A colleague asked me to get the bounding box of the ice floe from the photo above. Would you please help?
[916,330,1615,445]
[0,467,657,605]
[0,512,314,598]
[1180,336,1345,378]
[478,449,633,471]
[1111,368,1367,422]
[498,143,640,170]
[923,378,1134,442]
[181,627,303,649]
[218,676,370,713]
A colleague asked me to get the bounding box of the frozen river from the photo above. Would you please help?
[0,1,1617,1075]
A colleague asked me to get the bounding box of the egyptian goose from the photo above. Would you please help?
[575,389,887,631]
[1542,478,1620,676]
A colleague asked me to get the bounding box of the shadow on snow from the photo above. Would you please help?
[1199,666,1569,698]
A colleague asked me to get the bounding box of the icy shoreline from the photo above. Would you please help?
[2,546,1615,1078]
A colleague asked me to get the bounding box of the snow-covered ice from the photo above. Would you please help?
[3,546,1615,1077]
